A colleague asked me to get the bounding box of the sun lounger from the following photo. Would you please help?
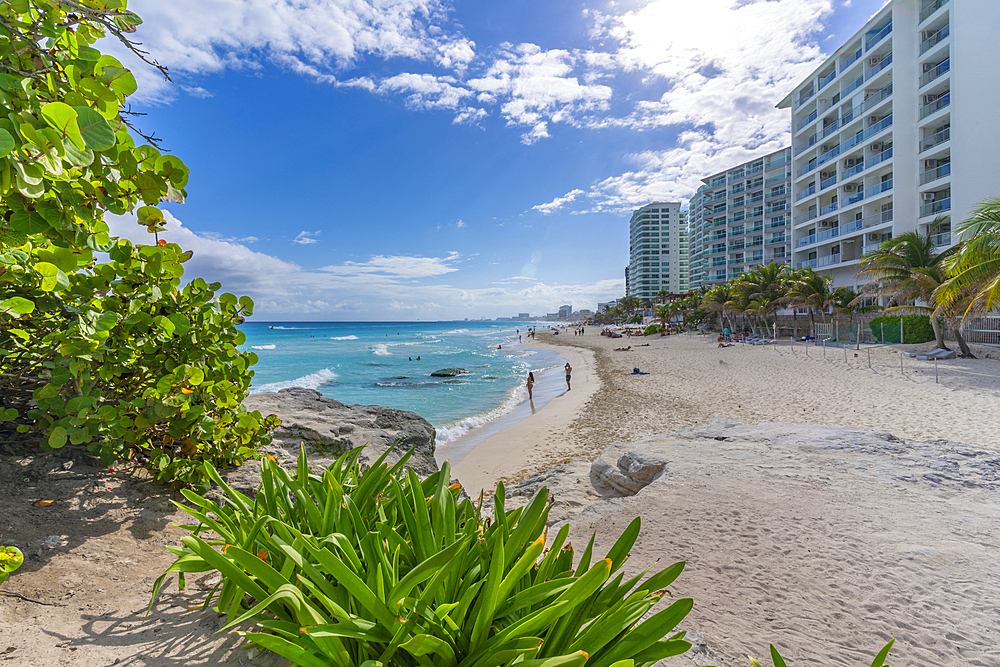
[916,348,957,360]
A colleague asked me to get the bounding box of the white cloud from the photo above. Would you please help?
[532,188,584,215]
[293,231,321,245]
[103,212,622,319]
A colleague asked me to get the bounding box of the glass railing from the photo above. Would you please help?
[842,75,865,98]
[920,24,949,54]
[920,92,950,119]
[730,227,745,236]
[920,197,951,217]
[765,204,787,215]
[817,143,842,164]
[748,224,764,233]
[799,162,817,177]
[729,243,745,251]
[817,253,842,267]
[817,226,840,242]
[843,49,863,70]
[859,82,893,114]
[796,88,816,109]
[865,52,893,81]
[729,171,746,181]
[795,132,819,153]
[865,179,893,198]
[865,210,894,227]
[746,165,763,175]
[920,0,949,23]
[868,114,893,137]
[819,71,836,90]
[862,243,883,255]
[930,231,952,246]
[842,219,864,234]
[766,220,787,230]
[765,157,788,170]
[767,187,787,197]
[797,184,817,201]
[865,22,892,50]
[920,163,951,184]
[822,121,841,139]
[865,147,893,169]
[820,175,837,190]
[844,162,865,178]
[799,259,818,269]
[767,235,786,244]
[799,109,818,130]
[847,191,865,205]
[795,211,818,224]
[747,239,764,247]
[820,202,839,215]
[919,58,950,87]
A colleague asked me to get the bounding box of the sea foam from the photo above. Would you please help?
[371,344,391,356]
[331,335,359,340]
[251,368,337,393]
[435,386,524,444]
[251,344,276,350]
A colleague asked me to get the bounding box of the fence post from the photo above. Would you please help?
[823,339,826,357]
[881,322,884,343]
[935,358,939,383]
[901,317,905,345]
[900,350,904,374]
[844,344,848,363]
[867,348,871,368]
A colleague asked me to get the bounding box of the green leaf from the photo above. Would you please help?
[41,102,86,151]
[154,155,188,188]
[48,426,68,449]
[35,261,61,291]
[0,408,18,421]
[72,106,116,151]
[153,315,176,337]
[0,128,15,157]
[186,367,205,385]
[9,211,47,234]
[0,297,35,316]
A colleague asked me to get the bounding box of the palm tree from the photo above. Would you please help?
[618,296,641,321]
[740,261,790,333]
[854,220,972,354]
[653,304,670,332]
[786,268,835,338]
[702,284,732,331]
[935,196,1000,319]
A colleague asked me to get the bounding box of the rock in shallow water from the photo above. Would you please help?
[430,368,468,377]
[224,387,437,495]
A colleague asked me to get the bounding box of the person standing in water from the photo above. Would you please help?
[526,371,535,400]
[564,362,572,391]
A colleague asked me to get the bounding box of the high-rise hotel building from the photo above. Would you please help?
[627,202,687,301]
[687,147,793,290]
[778,0,1000,288]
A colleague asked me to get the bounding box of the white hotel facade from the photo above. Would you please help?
[777,0,1000,289]
[626,202,688,301]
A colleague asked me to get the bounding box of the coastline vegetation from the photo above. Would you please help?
[0,0,277,487]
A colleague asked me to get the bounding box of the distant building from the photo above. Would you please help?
[546,313,559,320]
[687,147,792,290]
[598,301,617,312]
[624,266,630,296]
[628,201,685,301]
[558,304,573,319]
[518,313,530,319]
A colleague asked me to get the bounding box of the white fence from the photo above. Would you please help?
[961,315,1000,346]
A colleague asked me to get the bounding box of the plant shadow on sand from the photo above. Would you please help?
[0,441,289,666]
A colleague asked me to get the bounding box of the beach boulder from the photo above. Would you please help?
[430,368,468,377]
[227,387,438,494]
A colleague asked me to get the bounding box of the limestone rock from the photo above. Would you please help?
[224,387,437,495]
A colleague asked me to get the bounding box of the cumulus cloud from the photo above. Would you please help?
[103,212,619,319]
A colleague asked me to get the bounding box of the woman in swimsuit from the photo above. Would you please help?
[526,372,535,400]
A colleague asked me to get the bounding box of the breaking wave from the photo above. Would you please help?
[251,368,337,393]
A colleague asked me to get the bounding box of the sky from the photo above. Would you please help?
[103,0,890,321]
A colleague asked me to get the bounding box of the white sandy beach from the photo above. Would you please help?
[449,330,1000,666]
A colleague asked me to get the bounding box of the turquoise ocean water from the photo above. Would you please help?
[240,321,565,444]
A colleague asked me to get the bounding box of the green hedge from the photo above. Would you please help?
[869,314,935,344]
[644,324,662,336]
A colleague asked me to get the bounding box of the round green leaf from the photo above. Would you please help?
[0,407,18,421]
[0,296,35,316]
[72,106,116,151]
[41,102,86,151]
[48,426,68,449]
[34,261,60,291]
[186,367,205,385]
[0,128,15,157]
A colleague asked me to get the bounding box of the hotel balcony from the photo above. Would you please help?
[920,162,951,185]
[919,0,950,24]
[864,21,892,51]
[920,23,949,55]
[919,58,950,88]
[919,92,950,120]
[920,196,951,218]
[920,126,950,152]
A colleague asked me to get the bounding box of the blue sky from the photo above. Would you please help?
[105,0,889,320]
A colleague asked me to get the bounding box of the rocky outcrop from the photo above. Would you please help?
[224,387,437,494]
[430,368,468,377]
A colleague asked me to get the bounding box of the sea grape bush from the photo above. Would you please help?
[153,448,696,667]
[0,0,275,486]
[748,640,894,667]
[0,546,23,586]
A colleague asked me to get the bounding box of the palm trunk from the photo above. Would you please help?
[952,321,975,358]
[929,315,949,350]
[808,311,816,338]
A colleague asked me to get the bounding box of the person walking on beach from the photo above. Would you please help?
[564,362,572,391]
[526,371,535,400]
